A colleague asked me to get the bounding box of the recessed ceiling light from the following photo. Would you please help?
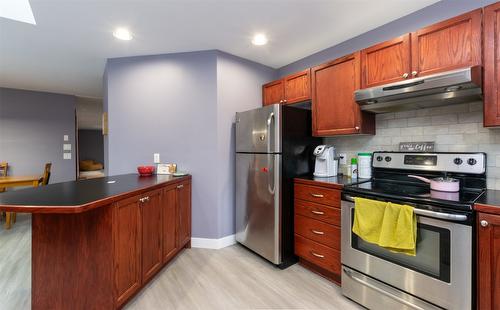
[113,28,133,41]
[252,34,268,46]
[0,0,36,25]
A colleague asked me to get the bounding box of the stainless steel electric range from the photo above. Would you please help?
[341,152,486,310]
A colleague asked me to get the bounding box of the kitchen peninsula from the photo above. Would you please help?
[0,174,192,310]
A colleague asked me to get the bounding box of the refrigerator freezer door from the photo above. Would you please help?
[236,153,281,264]
[236,104,281,153]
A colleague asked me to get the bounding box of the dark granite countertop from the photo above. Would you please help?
[0,173,190,213]
[295,174,370,189]
[475,189,500,215]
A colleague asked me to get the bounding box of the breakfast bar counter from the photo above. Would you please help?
[0,173,192,310]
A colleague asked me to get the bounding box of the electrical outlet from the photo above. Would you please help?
[154,153,160,164]
[339,153,347,165]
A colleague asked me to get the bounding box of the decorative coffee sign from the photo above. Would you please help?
[399,142,435,152]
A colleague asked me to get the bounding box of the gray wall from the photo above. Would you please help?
[279,0,498,76]
[105,50,274,239]
[78,129,104,164]
[0,87,76,183]
[216,51,276,237]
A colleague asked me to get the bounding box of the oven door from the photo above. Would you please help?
[341,195,471,310]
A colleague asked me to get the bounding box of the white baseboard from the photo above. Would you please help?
[191,234,236,249]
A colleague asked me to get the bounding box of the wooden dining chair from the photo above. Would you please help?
[0,162,7,225]
[5,163,51,229]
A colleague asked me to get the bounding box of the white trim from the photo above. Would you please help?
[191,234,236,249]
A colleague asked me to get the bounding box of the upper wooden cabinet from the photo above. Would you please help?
[361,10,481,88]
[477,212,500,310]
[312,52,375,136]
[411,9,482,78]
[484,2,500,127]
[263,69,311,105]
[361,34,411,88]
[263,80,284,106]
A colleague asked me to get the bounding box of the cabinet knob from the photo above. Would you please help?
[283,99,287,103]
[480,220,489,227]
[411,71,418,76]
[279,100,283,103]
[177,184,184,189]
[355,126,360,131]
[402,73,409,78]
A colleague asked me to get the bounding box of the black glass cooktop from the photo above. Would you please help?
[344,179,484,211]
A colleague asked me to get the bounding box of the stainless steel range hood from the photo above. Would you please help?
[354,66,482,113]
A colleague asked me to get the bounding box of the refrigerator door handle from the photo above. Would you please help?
[267,154,275,195]
[266,112,274,154]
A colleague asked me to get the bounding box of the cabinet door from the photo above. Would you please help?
[484,3,500,127]
[411,9,481,78]
[177,180,192,247]
[361,34,411,88]
[312,52,374,136]
[141,189,162,282]
[162,186,178,263]
[113,197,141,307]
[477,212,500,310]
[263,80,284,106]
[284,69,311,104]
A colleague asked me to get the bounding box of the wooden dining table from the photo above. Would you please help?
[0,175,41,188]
[0,175,42,229]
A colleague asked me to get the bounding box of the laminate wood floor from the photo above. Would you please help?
[0,213,361,310]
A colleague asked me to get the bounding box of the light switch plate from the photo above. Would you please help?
[154,153,160,164]
[63,152,72,160]
[63,143,71,151]
[339,153,347,165]
[63,135,69,141]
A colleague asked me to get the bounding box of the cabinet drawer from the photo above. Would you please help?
[295,234,340,275]
[295,199,340,226]
[294,183,340,206]
[295,215,340,250]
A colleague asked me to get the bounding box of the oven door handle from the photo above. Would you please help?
[342,267,429,310]
[343,194,468,222]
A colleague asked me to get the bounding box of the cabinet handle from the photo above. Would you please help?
[311,230,325,235]
[311,251,324,258]
[177,184,184,189]
[402,73,409,78]
[310,193,324,198]
[139,196,150,203]
[480,220,489,227]
[411,71,418,76]
[311,210,324,215]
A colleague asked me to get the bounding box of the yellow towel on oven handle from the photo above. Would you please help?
[352,197,417,256]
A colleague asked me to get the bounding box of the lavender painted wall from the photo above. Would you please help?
[105,50,274,239]
[216,51,276,237]
[278,0,498,76]
[0,87,76,183]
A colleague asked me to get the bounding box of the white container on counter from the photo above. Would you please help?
[358,152,372,178]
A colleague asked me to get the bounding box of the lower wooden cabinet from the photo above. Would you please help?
[113,177,192,308]
[141,189,163,282]
[294,179,342,284]
[177,180,192,247]
[477,212,500,309]
[114,196,142,307]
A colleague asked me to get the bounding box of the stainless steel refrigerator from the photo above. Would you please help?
[235,104,321,267]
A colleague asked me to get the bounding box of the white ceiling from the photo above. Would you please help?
[0,0,439,98]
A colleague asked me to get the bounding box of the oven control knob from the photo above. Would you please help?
[385,156,392,162]
[376,156,383,162]
[467,158,477,166]
[453,158,463,165]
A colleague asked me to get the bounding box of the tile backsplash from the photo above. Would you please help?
[325,101,500,190]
